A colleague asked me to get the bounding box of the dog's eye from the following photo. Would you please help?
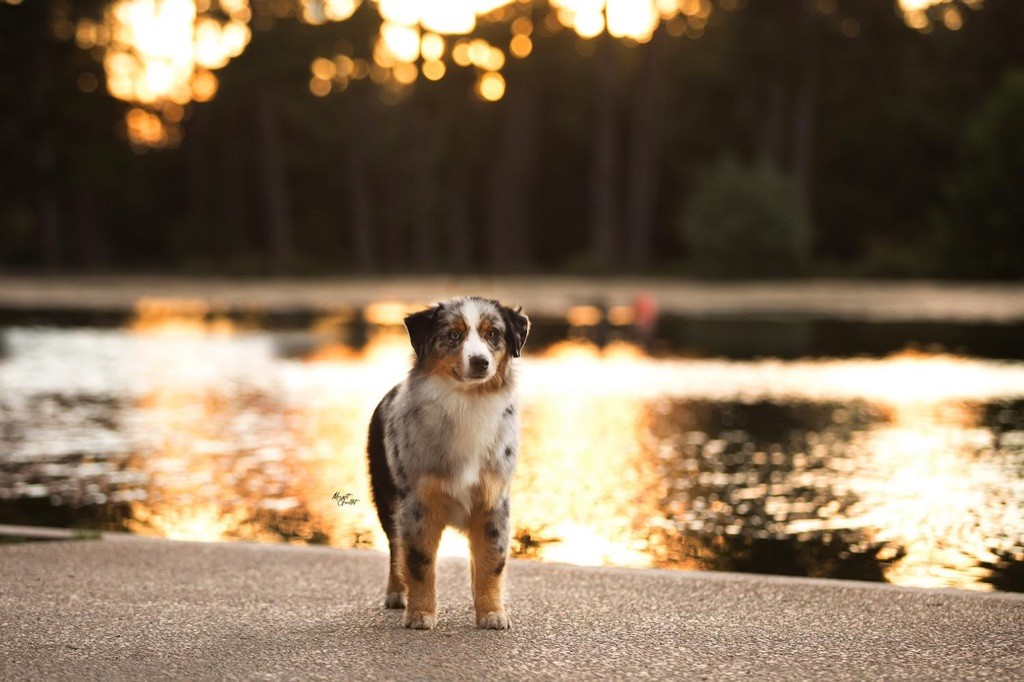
[486,329,501,343]
[448,330,463,343]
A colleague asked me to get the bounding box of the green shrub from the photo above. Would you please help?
[936,69,1024,279]
[679,157,813,277]
[859,235,942,278]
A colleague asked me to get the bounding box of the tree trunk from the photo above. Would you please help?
[74,184,104,269]
[625,26,669,270]
[446,154,473,272]
[444,101,480,272]
[760,79,787,168]
[221,106,247,262]
[29,0,60,272]
[383,108,408,271]
[256,86,294,275]
[347,145,374,273]
[485,76,539,272]
[794,5,818,214]
[33,192,60,272]
[384,178,406,271]
[588,34,619,270]
[346,87,374,270]
[186,109,208,261]
[344,86,376,272]
[411,108,437,272]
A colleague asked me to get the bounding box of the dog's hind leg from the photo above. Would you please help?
[367,396,405,609]
[377,482,405,610]
[384,535,406,609]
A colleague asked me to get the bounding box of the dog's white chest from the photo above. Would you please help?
[436,389,509,516]
[449,401,504,460]
[420,379,507,459]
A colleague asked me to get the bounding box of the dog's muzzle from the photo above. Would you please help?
[464,355,491,380]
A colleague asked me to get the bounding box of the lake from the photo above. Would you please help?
[1,299,1022,592]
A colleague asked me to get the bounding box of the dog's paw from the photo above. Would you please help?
[403,610,438,630]
[476,610,511,630]
[385,591,406,609]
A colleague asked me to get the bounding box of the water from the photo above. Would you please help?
[1,303,1022,592]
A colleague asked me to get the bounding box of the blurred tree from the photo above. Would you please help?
[255,85,295,275]
[624,25,669,270]
[813,0,1024,267]
[346,86,375,272]
[0,0,1017,279]
[486,72,540,272]
[936,69,1024,278]
[793,0,819,218]
[410,103,438,272]
[587,33,620,271]
[679,157,812,277]
[26,0,62,271]
[443,95,481,272]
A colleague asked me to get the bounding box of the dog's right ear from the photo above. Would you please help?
[404,305,440,362]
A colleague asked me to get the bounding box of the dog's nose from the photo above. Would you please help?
[469,355,490,372]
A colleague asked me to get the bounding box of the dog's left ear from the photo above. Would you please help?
[500,305,530,358]
[404,305,440,361]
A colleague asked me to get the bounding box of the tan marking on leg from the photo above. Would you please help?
[401,481,449,630]
[468,503,510,630]
[471,472,506,514]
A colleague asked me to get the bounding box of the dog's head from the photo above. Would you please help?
[403,297,530,389]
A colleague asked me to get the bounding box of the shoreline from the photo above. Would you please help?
[2,275,1024,323]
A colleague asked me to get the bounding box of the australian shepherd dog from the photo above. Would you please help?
[366,296,530,630]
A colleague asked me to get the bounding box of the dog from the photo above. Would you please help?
[366,296,530,630]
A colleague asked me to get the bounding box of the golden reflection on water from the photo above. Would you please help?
[126,301,386,546]
[844,400,1004,589]
[514,379,659,567]
[117,306,1023,591]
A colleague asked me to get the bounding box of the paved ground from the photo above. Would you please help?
[1,275,1023,322]
[1,535,1021,681]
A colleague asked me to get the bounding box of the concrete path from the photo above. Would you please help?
[2,275,1023,322]
[1,535,1021,680]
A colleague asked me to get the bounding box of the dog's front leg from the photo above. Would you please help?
[399,495,445,630]
[468,493,511,630]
